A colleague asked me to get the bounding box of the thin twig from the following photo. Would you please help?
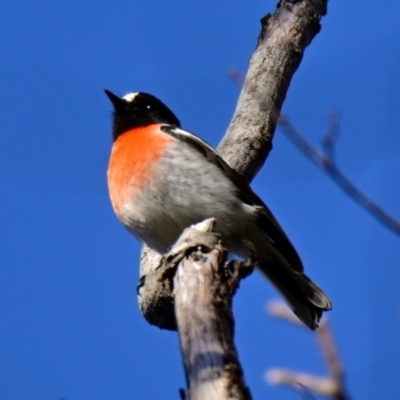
[321,111,340,161]
[279,115,400,235]
[266,301,350,400]
[228,69,400,237]
[267,369,337,398]
[267,300,303,326]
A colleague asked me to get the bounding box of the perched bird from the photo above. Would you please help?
[105,90,331,329]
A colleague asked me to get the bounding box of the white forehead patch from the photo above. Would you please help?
[123,92,139,102]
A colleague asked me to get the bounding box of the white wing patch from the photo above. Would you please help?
[170,127,218,155]
[123,92,139,102]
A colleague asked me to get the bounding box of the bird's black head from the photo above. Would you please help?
[104,90,181,141]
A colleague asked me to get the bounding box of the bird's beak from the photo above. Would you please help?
[104,89,126,112]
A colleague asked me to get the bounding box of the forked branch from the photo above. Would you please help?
[266,301,350,400]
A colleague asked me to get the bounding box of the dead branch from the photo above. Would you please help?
[266,301,350,400]
[170,219,253,400]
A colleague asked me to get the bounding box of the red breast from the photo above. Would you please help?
[107,124,172,219]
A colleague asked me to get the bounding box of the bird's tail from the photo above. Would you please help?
[258,256,331,329]
[238,216,332,329]
[223,208,331,329]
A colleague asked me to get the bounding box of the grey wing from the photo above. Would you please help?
[161,125,304,272]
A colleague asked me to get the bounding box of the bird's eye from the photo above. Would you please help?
[146,105,151,109]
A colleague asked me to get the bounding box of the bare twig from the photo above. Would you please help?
[266,301,350,400]
[267,300,303,326]
[267,369,337,398]
[321,111,340,160]
[316,322,344,397]
[279,114,400,235]
[228,69,400,236]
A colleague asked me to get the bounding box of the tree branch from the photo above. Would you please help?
[170,219,253,400]
[218,0,326,181]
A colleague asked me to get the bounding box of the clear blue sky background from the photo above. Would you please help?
[1,1,399,399]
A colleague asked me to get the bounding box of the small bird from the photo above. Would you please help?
[105,90,331,329]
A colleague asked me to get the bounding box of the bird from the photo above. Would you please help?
[104,89,332,329]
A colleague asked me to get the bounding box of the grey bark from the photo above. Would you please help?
[219,0,326,180]
[138,0,328,330]
[169,219,253,400]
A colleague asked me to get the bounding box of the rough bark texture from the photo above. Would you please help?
[219,0,326,180]
[137,247,176,330]
[138,0,328,330]
[171,220,253,400]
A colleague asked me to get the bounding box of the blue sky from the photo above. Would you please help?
[1,1,400,399]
